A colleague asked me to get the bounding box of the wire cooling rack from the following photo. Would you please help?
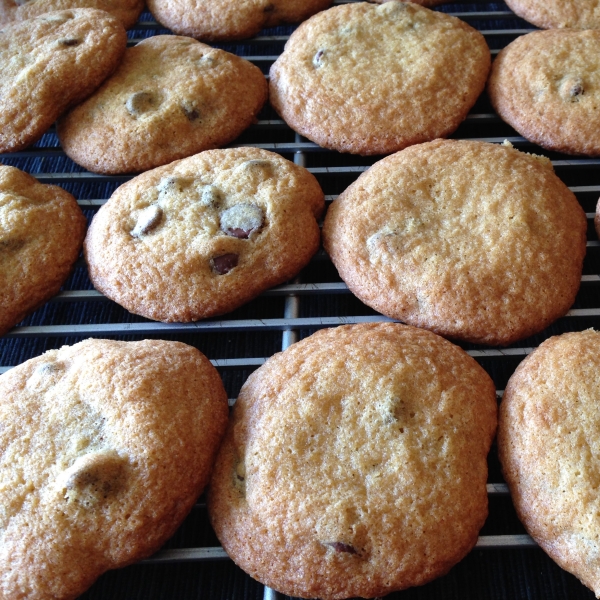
[1,1,599,598]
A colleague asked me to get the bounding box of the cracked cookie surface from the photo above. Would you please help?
[0,338,228,599]
[322,139,587,345]
[208,323,497,600]
[269,1,490,155]
[84,147,324,322]
[488,30,600,157]
[0,165,86,336]
[0,8,126,153]
[58,35,268,174]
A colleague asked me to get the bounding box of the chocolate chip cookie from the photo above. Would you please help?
[322,139,587,346]
[504,0,600,29]
[58,35,268,174]
[146,0,332,42]
[498,329,600,597]
[0,165,86,336]
[269,1,490,155]
[488,29,600,157]
[84,147,324,322]
[0,0,144,29]
[0,8,127,154]
[0,338,228,599]
[209,323,497,599]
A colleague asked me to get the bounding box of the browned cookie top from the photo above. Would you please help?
[84,148,324,322]
[498,329,600,596]
[505,0,600,29]
[322,140,587,345]
[0,338,229,600]
[209,323,497,600]
[0,165,86,336]
[488,30,600,157]
[0,0,144,29]
[0,8,126,153]
[269,1,490,155]
[146,0,332,42]
[58,36,268,174]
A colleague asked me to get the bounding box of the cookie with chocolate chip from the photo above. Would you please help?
[0,8,126,153]
[0,338,228,599]
[146,0,332,42]
[322,139,587,345]
[269,1,490,155]
[84,147,324,322]
[0,165,86,336]
[58,35,268,174]
[208,323,497,600]
[504,0,600,29]
[488,30,600,156]
[0,0,144,29]
[498,329,600,597]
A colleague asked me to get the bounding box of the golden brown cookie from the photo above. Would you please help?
[269,1,490,155]
[498,329,600,597]
[146,0,333,42]
[0,338,229,600]
[84,148,324,322]
[488,30,600,157]
[58,35,268,174]
[209,323,497,600]
[0,165,86,336]
[322,140,587,346]
[0,9,126,154]
[0,0,144,29]
[504,0,600,29]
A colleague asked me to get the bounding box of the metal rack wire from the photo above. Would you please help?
[1,1,599,598]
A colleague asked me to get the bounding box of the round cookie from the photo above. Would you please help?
[322,140,587,346]
[208,323,498,600]
[269,2,490,156]
[84,147,325,322]
[146,0,333,42]
[0,9,126,154]
[488,30,600,157]
[504,0,600,29]
[58,35,268,174]
[0,165,86,336]
[498,330,600,597]
[0,338,229,600]
[0,0,144,29]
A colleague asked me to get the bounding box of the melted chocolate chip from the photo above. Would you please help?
[313,49,326,68]
[220,204,264,239]
[58,38,80,47]
[131,205,163,237]
[126,91,159,116]
[182,101,200,121]
[323,542,357,554]
[211,253,238,275]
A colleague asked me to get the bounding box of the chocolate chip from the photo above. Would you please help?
[263,2,275,12]
[181,100,200,121]
[220,204,264,239]
[211,253,238,274]
[126,91,159,116]
[58,451,126,508]
[200,185,222,207]
[131,205,163,237]
[323,542,357,554]
[313,49,326,68]
[57,38,80,47]
[560,76,584,102]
